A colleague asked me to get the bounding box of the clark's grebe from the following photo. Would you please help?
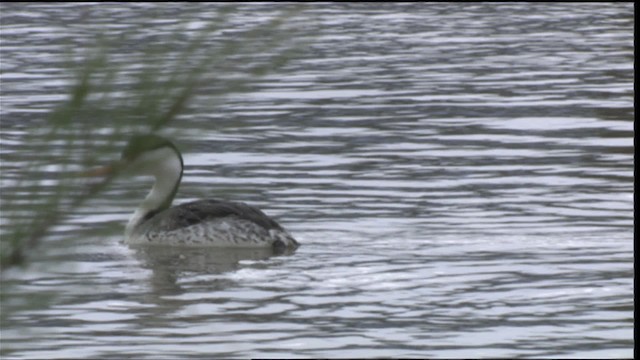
[94,134,299,252]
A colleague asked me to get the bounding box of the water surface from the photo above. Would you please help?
[0,3,634,358]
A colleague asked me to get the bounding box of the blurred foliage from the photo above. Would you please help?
[0,5,304,271]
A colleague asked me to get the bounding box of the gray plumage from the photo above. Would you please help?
[129,199,299,251]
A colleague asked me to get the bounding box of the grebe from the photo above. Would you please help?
[94,134,299,251]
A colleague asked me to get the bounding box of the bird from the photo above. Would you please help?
[91,134,299,252]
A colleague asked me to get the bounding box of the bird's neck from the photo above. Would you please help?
[125,149,183,237]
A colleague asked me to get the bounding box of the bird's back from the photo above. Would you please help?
[127,199,299,251]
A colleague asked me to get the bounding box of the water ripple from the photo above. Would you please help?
[1,2,633,359]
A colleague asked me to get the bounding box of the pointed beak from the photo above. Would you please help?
[81,159,128,178]
[82,164,116,177]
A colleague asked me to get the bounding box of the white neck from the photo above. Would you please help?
[125,147,183,237]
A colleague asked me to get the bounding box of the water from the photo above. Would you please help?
[0,3,634,358]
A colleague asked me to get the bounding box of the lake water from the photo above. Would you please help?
[0,3,634,358]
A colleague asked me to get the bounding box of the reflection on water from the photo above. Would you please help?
[0,2,634,359]
[132,246,294,294]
